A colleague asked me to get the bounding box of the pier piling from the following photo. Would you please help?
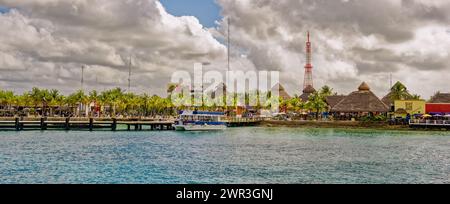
[89,118,94,131]
[65,117,70,131]
[112,118,117,131]
[40,118,47,130]
[15,118,20,131]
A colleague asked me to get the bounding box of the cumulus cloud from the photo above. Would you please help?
[0,0,449,99]
[214,0,450,98]
[0,0,226,94]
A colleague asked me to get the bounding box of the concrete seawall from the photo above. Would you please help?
[260,120,405,129]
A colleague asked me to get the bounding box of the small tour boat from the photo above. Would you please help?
[175,110,227,131]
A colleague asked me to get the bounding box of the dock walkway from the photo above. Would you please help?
[0,118,175,131]
[409,119,450,130]
[0,117,264,131]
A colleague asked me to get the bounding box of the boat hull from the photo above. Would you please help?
[175,124,227,131]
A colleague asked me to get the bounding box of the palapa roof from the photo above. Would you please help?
[299,85,316,101]
[303,85,316,94]
[273,83,291,100]
[429,93,450,103]
[325,95,347,108]
[331,82,389,113]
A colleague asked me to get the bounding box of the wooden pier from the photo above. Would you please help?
[0,118,175,131]
[0,117,264,131]
[409,119,450,130]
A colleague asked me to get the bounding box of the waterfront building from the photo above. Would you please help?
[426,93,450,114]
[300,85,316,102]
[394,100,426,118]
[325,95,346,111]
[330,82,389,119]
[273,83,291,113]
[275,83,292,101]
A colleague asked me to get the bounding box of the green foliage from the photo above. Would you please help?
[361,115,387,122]
[0,87,177,117]
[390,82,412,101]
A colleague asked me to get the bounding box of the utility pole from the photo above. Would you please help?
[128,56,132,93]
[227,17,231,73]
[81,65,85,91]
[226,18,231,114]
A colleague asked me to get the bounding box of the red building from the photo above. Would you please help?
[426,93,450,114]
[426,104,450,114]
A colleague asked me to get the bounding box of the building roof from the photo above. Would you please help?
[381,81,412,106]
[273,83,291,100]
[303,85,316,94]
[429,93,450,103]
[299,85,316,101]
[331,82,389,113]
[325,95,346,108]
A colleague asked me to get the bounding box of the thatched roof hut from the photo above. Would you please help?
[429,93,450,103]
[300,85,316,101]
[331,82,389,113]
[326,95,346,109]
[272,83,291,100]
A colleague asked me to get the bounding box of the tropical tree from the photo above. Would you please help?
[66,90,88,117]
[88,90,100,117]
[100,88,124,117]
[306,92,327,120]
[390,82,411,101]
[167,83,178,98]
[411,94,421,100]
[319,85,334,97]
[287,97,304,113]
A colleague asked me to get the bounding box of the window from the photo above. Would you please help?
[405,102,413,111]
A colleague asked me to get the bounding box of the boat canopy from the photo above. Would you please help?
[179,110,225,116]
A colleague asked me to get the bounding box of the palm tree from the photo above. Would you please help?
[29,87,42,116]
[288,97,304,113]
[167,83,178,98]
[100,88,124,117]
[411,94,421,100]
[390,82,411,101]
[89,90,100,117]
[47,89,62,117]
[320,85,334,97]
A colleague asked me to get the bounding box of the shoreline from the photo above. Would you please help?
[0,117,448,131]
[259,120,448,131]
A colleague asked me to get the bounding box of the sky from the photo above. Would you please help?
[160,0,221,28]
[0,0,449,99]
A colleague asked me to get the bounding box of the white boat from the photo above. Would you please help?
[175,110,227,131]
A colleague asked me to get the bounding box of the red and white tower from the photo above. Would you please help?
[303,31,313,89]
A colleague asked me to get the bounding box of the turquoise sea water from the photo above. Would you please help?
[0,127,449,184]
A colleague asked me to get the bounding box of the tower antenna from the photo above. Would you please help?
[303,31,314,89]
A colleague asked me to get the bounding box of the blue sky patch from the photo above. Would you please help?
[160,0,222,28]
[0,6,10,13]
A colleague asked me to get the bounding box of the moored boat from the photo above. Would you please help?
[175,110,227,131]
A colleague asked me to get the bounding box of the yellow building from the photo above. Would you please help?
[394,100,425,118]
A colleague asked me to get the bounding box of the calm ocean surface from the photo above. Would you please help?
[0,127,449,184]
